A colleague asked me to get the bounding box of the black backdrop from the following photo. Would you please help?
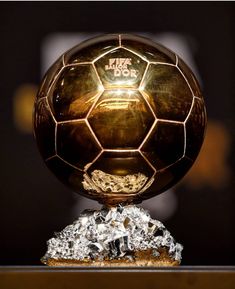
[0,2,234,265]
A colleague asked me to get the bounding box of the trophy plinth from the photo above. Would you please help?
[33,34,206,266]
[41,205,182,266]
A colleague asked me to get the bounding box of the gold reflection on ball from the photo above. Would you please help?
[33,34,206,205]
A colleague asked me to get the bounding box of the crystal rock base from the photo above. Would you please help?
[41,205,183,266]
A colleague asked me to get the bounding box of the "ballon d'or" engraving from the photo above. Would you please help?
[105,58,138,78]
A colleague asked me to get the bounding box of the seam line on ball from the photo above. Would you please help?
[176,65,194,97]
[184,97,195,124]
[121,47,149,63]
[92,47,120,64]
[57,155,83,172]
[139,62,150,91]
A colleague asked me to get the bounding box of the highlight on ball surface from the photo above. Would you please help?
[34,34,206,205]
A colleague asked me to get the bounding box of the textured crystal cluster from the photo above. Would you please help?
[42,205,183,264]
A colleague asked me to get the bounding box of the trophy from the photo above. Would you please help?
[33,34,206,266]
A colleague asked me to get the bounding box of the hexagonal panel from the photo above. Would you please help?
[64,34,119,64]
[57,121,101,170]
[141,121,184,170]
[87,151,155,194]
[139,157,193,200]
[48,64,102,121]
[178,57,203,98]
[142,64,193,121]
[37,56,63,99]
[34,98,56,159]
[121,34,176,64]
[185,98,206,159]
[94,48,147,89]
[88,90,155,149]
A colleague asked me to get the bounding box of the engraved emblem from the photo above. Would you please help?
[105,58,138,78]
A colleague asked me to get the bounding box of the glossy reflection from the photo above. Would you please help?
[49,64,101,121]
[34,34,207,205]
[88,90,154,149]
[95,48,147,89]
[142,64,193,121]
[57,121,101,170]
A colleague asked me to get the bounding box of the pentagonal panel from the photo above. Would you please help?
[46,156,100,200]
[48,64,102,121]
[141,121,184,170]
[185,98,206,159]
[178,58,203,98]
[86,151,155,196]
[138,157,193,200]
[88,90,155,149]
[94,48,147,89]
[57,121,101,170]
[34,98,56,159]
[37,56,63,99]
[142,64,193,121]
[64,34,119,64]
[121,34,176,64]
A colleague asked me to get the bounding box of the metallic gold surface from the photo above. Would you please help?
[48,64,102,121]
[34,34,207,205]
[185,98,207,159]
[88,90,154,149]
[141,64,193,121]
[95,48,147,89]
[57,121,101,169]
[142,121,185,170]
[121,34,176,64]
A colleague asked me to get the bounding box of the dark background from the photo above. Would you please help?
[0,2,234,265]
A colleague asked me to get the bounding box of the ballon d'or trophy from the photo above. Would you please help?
[34,34,206,266]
